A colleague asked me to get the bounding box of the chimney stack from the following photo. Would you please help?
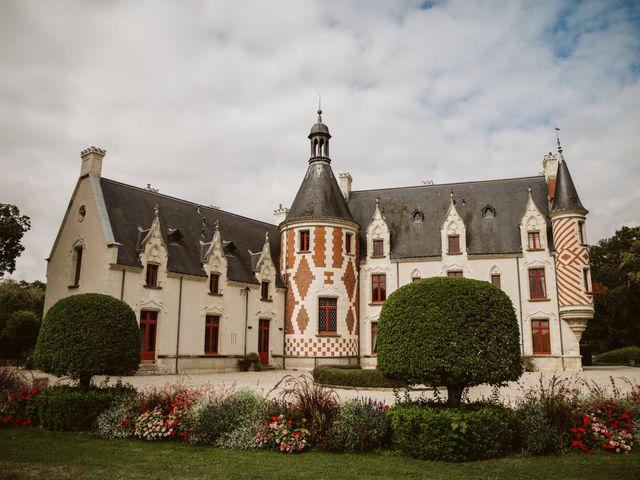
[80,146,106,177]
[338,172,352,201]
[273,204,289,225]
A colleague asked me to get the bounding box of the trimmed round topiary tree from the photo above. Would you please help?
[377,277,523,407]
[33,293,140,389]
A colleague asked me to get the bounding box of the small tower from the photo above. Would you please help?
[549,133,594,370]
[280,110,360,368]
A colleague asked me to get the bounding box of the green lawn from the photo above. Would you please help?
[0,429,638,480]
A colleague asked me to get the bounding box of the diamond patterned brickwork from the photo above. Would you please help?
[332,227,343,268]
[552,217,593,307]
[342,258,356,301]
[295,256,314,299]
[313,226,326,268]
[345,307,355,335]
[324,271,334,284]
[286,336,358,357]
[296,305,310,334]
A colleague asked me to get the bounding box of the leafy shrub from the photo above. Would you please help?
[255,414,309,453]
[216,389,269,449]
[595,347,640,365]
[377,277,523,407]
[1,386,41,428]
[39,384,135,431]
[95,403,137,439]
[313,365,407,389]
[270,374,338,448]
[389,402,516,461]
[329,398,391,452]
[514,376,582,454]
[33,293,140,389]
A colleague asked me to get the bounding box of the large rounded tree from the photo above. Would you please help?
[377,277,523,407]
[34,293,140,389]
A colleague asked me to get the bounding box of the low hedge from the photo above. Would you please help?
[39,385,135,432]
[595,347,640,365]
[312,365,407,388]
[389,402,516,462]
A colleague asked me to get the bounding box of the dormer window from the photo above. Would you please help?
[299,230,310,252]
[209,273,220,295]
[261,281,270,301]
[345,232,352,254]
[372,239,384,257]
[448,235,460,254]
[528,231,541,250]
[145,264,159,287]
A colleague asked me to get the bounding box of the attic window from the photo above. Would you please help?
[482,205,496,218]
[167,228,182,245]
[411,209,424,223]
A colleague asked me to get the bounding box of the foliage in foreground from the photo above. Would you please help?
[377,277,523,407]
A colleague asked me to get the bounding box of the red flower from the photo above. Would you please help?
[272,416,278,422]
[602,443,614,450]
[582,415,590,426]
[287,419,293,425]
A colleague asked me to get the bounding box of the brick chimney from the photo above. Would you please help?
[80,146,106,177]
[542,152,558,205]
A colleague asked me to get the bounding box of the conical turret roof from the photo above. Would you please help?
[552,158,587,215]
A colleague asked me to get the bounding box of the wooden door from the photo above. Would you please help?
[258,318,270,364]
[140,310,158,361]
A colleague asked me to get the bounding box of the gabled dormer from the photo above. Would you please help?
[441,192,466,257]
[366,197,390,260]
[252,232,276,301]
[520,186,548,252]
[138,204,167,288]
[201,221,228,295]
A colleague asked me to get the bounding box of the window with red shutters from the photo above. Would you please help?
[299,230,310,252]
[531,319,551,354]
[528,231,541,250]
[529,268,547,299]
[204,315,220,354]
[371,274,386,303]
[448,235,460,254]
[145,264,159,287]
[318,298,337,335]
[372,239,384,257]
[209,273,220,295]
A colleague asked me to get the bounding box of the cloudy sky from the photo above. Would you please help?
[1,0,639,282]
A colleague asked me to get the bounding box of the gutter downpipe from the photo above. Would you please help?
[282,275,287,370]
[516,257,524,356]
[175,276,183,374]
[120,268,126,301]
[243,286,250,356]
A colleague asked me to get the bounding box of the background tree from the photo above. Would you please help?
[583,226,640,353]
[0,204,31,277]
[33,293,140,389]
[377,277,523,407]
[0,279,45,360]
[0,310,40,360]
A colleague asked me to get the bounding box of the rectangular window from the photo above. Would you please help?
[345,233,352,254]
[583,269,591,293]
[299,230,310,252]
[204,315,220,354]
[372,239,384,257]
[491,274,501,288]
[261,281,269,300]
[447,271,463,278]
[73,246,83,286]
[412,277,421,283]
[145,264,159,287]
[448,235,460,254]
[528,231,541,250]
[209,273,220,295]
[578,221,586,245]
[371,274,386,303]
[371,322,378,355]
[318,297,337,335]
[531,319,551,354]
[529,268,547,299]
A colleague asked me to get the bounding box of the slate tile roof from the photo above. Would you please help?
[100,178,284,287]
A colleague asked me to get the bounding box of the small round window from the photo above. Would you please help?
[78,205,86,222]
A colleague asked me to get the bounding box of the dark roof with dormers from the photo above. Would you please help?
[99,178,284,287]
[284,161,355,224]
[551,159,587,215]
[347,175,554,259]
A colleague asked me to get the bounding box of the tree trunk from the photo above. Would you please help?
[79,374,92,390]
[446,385,464,408]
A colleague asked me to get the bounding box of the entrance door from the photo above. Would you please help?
[140,310,158,361]
[258,318,270,364]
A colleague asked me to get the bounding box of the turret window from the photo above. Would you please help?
[299,230,310,252]
[372,239,384,258]
[448,235,461,254]
[528,231,542,250]
[318,298,337,335]
[531,319,551,354]
[145,264,159,288]
[528,268,547,299]
[371,274,386,304]
[345,232,352,254]
[583,268,591,293]
[578,221,586,245]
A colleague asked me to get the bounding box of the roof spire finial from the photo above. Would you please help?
[317,94,322,121]
[555,127,563,155]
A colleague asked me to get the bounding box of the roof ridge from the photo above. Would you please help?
[350,175,545,195]
[100,177,278,228]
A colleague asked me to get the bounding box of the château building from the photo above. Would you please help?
[44,110,594,372]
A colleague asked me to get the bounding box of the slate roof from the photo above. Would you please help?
[347,175,554,259]
[99,178,284,287]
[551,159,587,215]
[284,162,355,224]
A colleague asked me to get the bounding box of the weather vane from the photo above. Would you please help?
[555,127,563,154]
